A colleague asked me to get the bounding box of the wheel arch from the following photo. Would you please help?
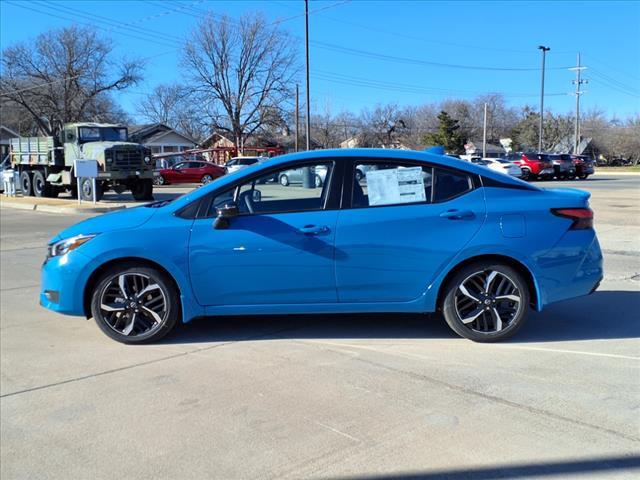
[436,254,541,311]
[83,257,182,319]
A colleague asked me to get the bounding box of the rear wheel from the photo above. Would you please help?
[441,262,530,342]
[314,174,323,188]
[279,174,289,186]
[32,169,57,197]
[520,168,531,181]
[355,169,364,182]
[154,175,166,186]
[201,174,214,184]
[20,171,33,196]
[91,264,180,344]
[578,174,589,180]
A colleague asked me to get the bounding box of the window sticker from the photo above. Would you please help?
[366,166,426,206]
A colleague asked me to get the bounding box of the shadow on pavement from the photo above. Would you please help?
[326,455,640,480]
[161,290,640,345]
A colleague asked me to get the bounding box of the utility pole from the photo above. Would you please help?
[482,102,488,158]
[295,84,299,152]
[570,53,588,153]
[538,45,550,152]
[302,0,313,187]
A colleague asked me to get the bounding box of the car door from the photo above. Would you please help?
[169,162,188,183]
[335,160,486,303]
[188,160,341,306]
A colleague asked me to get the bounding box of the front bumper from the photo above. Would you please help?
[40,250,92,316]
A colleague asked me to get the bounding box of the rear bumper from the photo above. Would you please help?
[536,229,603,308]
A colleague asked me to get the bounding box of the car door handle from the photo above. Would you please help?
[298,225,330,235]
[439,209,475,220]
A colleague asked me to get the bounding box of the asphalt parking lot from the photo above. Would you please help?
[1,174,639,479]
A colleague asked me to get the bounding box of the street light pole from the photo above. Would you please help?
[302,0,313,188]
[538,45,550,152]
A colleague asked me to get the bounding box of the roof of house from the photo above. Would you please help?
[129,123,198,145]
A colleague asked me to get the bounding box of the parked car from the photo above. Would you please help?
[548,154,577,180]
[41,148,603,344]
[225,156,269,174]
[279,165,328,187]
[571,155,595,180]
[506,152,554,180]
[472,158,522,178]
[156,161,226,185]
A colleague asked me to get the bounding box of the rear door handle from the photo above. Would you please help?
[439,209,475,220]
[298,225,330,235]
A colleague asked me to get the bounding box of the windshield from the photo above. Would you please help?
[78,127,128,143]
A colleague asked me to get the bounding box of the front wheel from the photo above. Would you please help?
[90,264,180,344]
[279,174,289,186]
[441,262,530,342]
[131,179,153,201]
[80,178,103,201]
[520,169,531,181]
[578,174,589,180]
[315,174,323,188]
[154,175,166,186]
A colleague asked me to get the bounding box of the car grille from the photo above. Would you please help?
[113,149,143,170]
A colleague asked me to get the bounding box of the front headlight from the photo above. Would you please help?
[144,156,151,165]
[48,234,97,259]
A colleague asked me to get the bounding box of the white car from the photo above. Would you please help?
[473,158,522,178]
[225,156,269,174]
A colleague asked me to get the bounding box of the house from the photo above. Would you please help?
[552,136,596,157]
[463,141,506,158]
[129,124,198,154]
[0,125,19,160]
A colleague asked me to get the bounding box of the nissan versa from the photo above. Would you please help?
[40,149,603,344]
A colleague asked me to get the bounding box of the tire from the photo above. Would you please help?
[80,178,103,201]
[314,174,323,188]
[154,175,166,186]
[31,169,56,197]
[32,170,47,197]
[441,262,530,342]
[90,263,180,344]
[279,174,289,186]
[520,168,531,181]
[131,179,153,201]
[578,174,589,180]
[355,169,364,182]
[20,171,33,196]
[201,174,214,184]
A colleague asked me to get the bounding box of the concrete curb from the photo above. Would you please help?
[1,200,127,214]
[594,171,640,176]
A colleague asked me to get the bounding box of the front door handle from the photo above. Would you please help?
[298,225,330,235]
[439,209,475,220]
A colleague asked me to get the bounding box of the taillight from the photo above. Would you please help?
[551,208,594,229]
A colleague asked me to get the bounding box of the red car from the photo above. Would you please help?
[506,152,555,180]
[156,161,226,186]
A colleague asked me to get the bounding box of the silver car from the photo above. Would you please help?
[279,165,328,187]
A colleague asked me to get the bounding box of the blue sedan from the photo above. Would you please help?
[40,149,603,344]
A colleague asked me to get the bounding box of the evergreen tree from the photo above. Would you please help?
[423,111,465,154]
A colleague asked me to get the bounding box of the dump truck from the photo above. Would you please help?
[10,123,155,201]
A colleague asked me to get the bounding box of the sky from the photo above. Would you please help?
[1,0,639,122]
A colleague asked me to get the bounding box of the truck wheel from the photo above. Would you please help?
[131,179,153,201]
[520,168,531,181]
[80,178,103,201]
[32,170,56,198]
[20,171,33,196]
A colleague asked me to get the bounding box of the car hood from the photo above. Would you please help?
[49,206,157,244]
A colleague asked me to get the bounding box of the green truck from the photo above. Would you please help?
[10,122,155,201]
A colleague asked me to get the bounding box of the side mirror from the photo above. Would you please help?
[213,203,239,229]
[252,190,262,202]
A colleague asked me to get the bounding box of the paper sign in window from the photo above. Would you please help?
[366,167,426,206]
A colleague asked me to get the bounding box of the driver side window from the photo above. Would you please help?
[236,162,333,215]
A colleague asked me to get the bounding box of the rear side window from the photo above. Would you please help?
[239,158,258,166]
[352,163,433,208]
[433,169,472,202]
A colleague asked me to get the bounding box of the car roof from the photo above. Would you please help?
[168,148,539,211]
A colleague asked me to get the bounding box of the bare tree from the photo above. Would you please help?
[0,26,142,135]
[359,104,407,147]
[183,13,299,150]
[136,83,208,142]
